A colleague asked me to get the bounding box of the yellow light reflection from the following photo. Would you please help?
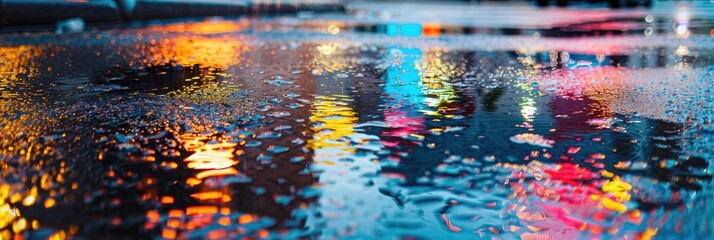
[327,25,340,35]
[314,42,352,75]
[307,95,358,151]
[316,42,339,56]
[0,44,55,237]
[146,19,249,35]
[180,134,239,183]
[137,35,246,69]
[416,51,458,112]
[148,130,241,238]
[0,45,44,98]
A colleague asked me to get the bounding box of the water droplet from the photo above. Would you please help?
[266,145,289,153]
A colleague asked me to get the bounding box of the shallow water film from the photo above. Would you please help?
[1,4,713,240]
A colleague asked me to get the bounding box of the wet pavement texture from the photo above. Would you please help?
[1,3,713,240]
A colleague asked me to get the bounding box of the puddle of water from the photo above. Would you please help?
[0,11,713,239]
